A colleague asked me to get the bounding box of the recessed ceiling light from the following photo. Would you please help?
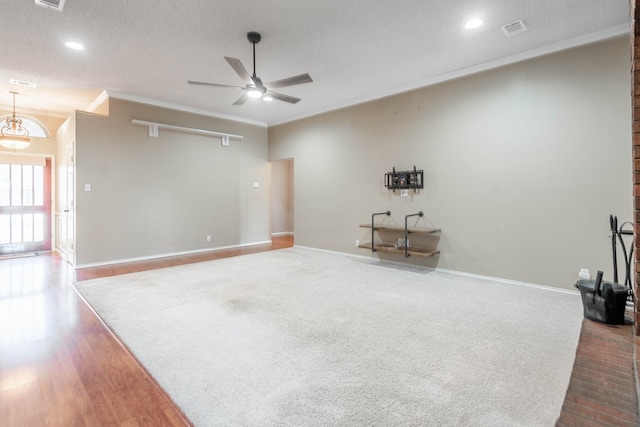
[65,41,85,50]
[465,18,484,29]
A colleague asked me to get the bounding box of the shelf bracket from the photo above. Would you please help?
[371,210,391,252]
[404,211,423,257]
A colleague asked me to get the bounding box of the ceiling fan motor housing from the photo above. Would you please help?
[247,32,261,44]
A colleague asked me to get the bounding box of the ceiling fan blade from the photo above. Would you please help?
[265,73,313,89]
[267,91,301,104]
[233,92,249,105]
[187,80,241,88]
[224,57,255,86]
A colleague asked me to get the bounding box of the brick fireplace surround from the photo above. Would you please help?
[634,1,640,334]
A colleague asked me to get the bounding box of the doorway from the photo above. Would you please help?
[0,159,52,255]
[270,159,294,239]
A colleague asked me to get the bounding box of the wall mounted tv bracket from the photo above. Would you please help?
[385,166,423,192]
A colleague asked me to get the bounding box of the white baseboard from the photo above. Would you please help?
[75,240,272,270]
[435,267,579,295]
[294,245,579,295]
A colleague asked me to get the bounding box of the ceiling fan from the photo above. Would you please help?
[188,31,313,105]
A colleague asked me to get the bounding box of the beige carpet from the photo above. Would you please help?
[75,247,583,426]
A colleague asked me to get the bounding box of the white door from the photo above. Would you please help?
[57,143,74,263]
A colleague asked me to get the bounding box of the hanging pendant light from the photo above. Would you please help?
[0,92,30,150]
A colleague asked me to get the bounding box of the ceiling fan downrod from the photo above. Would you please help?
[247,31,261,79]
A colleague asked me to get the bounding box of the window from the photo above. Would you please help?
[0,115,50,138]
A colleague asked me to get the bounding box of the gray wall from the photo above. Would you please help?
[268,37,632,290]
[75,98,269,266]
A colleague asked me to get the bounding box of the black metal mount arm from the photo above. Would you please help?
[371,210,391,252]
[404,211,423,257]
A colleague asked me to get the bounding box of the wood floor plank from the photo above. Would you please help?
[556,316,640,426]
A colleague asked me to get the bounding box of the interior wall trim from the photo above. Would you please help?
[294,244,580,295]
[74,240,272,270]
[269,24,630,127]
[109,91,268,127]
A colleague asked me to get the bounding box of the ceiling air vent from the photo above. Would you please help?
[10,79,37,88]
[35,0,66,12]
[501,20,527,37]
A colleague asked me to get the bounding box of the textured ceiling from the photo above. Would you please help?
[0,0,630,127]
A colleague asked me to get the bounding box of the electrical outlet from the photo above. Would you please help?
[167,238,173,246]
[355,239,360,247]
[206,235,211,242]
[578,268,590,279]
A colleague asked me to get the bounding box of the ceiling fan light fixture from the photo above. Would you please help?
[0,92,30,150]
[247,84,267,98]
[263,94,273,102]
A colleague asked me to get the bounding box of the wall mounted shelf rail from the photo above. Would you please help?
[130,119,243,146]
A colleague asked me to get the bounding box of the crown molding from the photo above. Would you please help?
[268,24,630,126]
[106,91,267,127]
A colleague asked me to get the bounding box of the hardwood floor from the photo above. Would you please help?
[0,236,292,426]
[556,313,640,427]
[1,234,638,426]
[75,235,294,281]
